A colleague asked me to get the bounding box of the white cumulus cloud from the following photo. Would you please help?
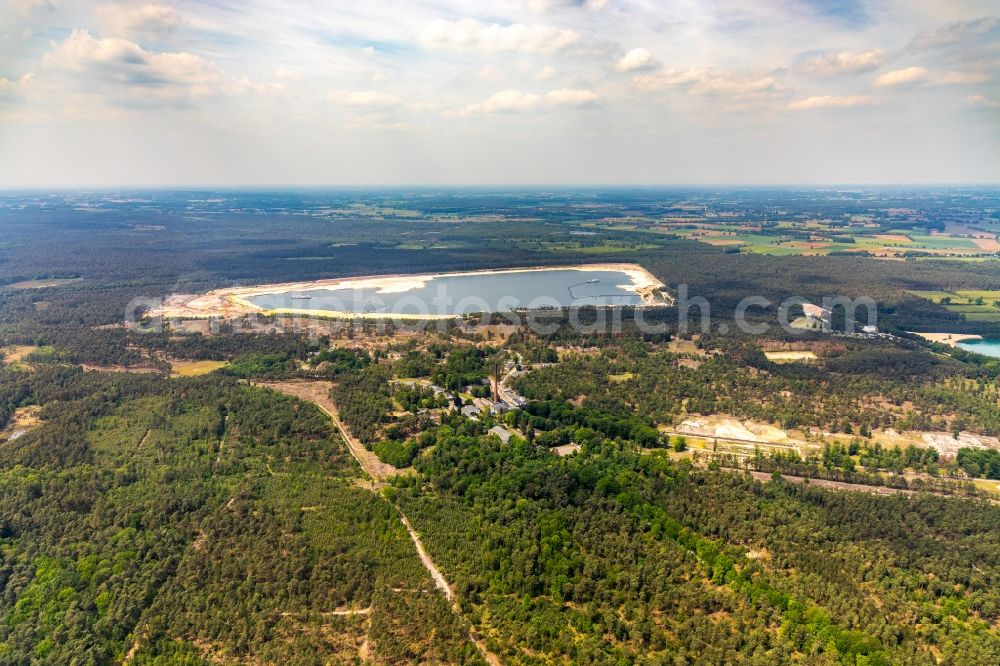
[98,3,182,37]
[45,29,221,99]
[635,68,782,97]
[460,89,541,115]
[0,73,34,96]
[964,94,1000,108]
[796,49,886,76]
[419,18,579,54]
[616,48,657,73]
[631,69,699,91]
[455,88,598,116]
[873,66,929,87]
[43,29,283,104]
[932,70,990,85]
[788,95,873,110]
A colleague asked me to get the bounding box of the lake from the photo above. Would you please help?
[957,338,1000,359]
[245,268,653,317]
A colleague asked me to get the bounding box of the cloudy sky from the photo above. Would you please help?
[0,0,998,186]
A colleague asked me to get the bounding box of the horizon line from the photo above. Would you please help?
[3,183,1000,192]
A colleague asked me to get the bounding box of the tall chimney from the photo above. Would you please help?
[493,362,499,403]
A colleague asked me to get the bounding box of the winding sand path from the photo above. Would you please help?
[396,509,454,603]
[264,380,501,665]
[265,380,403,481]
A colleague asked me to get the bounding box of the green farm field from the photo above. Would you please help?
[908,289,1000,321]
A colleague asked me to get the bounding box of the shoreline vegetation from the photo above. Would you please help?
[147,263,670,321]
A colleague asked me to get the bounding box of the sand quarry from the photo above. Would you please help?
[677,415,791,445]
[673,414,1000,458]
[146,264,668,321]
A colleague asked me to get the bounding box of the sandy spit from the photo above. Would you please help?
[910,332,983,347]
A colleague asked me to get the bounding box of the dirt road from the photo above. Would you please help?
[395,509,455,603]
[265,380,403,481]
[264,380,501,665]
[744,470,915,496]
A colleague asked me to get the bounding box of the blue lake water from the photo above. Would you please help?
[246,269,647,316]
[957,338,1000,359]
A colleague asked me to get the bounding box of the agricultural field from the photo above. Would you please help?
[592,213,1000,259]
[530,241,661,254]
[908,289,1000,322]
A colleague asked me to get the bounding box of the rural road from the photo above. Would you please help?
[265,380,402,481]
[265,380,501,666]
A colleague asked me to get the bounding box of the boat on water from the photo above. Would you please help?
[586,278,600,284]
[291,293,312,300]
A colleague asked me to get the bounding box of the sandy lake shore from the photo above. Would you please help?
[910,332,983,347]
[147,263,669,321]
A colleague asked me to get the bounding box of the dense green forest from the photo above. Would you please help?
[398,432,1000,664]
[0,371,481,664]
[7,356,1000,663]
[512,338,1000,436]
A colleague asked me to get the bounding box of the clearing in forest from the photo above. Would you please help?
[0,406,41,442]
[3,278,83,290]
[169,359,228,377]
[764,350,818,363]
[0,345,39,364]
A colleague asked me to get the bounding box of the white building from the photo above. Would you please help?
[489,425,513,443]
